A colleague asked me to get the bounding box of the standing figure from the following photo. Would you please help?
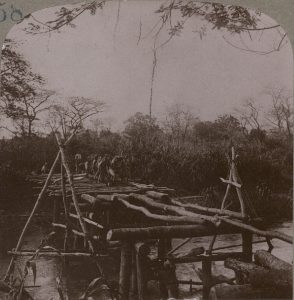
[96,154,111,185]
[41,162,48,174]
[110,155,128,183]
[84,160,89,174]
[75,153,82,173]
[91,155,98,175]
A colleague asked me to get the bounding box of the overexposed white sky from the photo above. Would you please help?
[2,0,293,132]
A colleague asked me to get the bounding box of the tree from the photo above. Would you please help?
[164,102,198,148]
[124,112,161,142]
[214,114,244,142]
[265,87,293,139]
[234,98,268,143]
[8,89,53,137]
[0,39,46,136]
[48,96,105,138]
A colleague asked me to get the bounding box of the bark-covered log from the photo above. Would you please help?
[225,258,264,274]
[254,250,292,272]
[171,198,244,220]
[225,258,292,294]
[107,224,239,241]
[225,258,264,284]
[209,284,289,300]
[130,193,217,224]
[116,197,207,224]
[218,217,292,244]
[145,191,171,203]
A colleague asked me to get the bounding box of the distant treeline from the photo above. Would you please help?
[0,112,292,220]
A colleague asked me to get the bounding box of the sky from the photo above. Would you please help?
[2,0,293,132]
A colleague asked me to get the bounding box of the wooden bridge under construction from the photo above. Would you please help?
[3,142,293,300]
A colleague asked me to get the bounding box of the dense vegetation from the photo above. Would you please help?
[0,109,292,220]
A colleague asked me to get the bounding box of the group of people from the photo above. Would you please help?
[74,153,128,185]
[40,153,129,185]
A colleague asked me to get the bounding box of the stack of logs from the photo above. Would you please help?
[210,250,292,299]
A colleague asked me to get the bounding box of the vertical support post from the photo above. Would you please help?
[61,162,70,253]
[242,231,253,262]
[202,260,212,300]
[130,246,138,299]
[158,239,168,299]
[136,244,145,300]
[119,242,132,300]
[135,242,151,300]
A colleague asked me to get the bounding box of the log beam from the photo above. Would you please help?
[254,250,292,272]
[107,224,240,241]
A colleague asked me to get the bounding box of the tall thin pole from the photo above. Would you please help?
[5,152,60,280]
[5,131,76,280]
[55,133,94,253]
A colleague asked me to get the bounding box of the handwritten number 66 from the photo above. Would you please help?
[0,4,23,22]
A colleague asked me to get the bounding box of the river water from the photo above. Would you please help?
[173,221,293,298]
[0,219,292,299]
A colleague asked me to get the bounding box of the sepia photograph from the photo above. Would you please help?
[0,1,293,299]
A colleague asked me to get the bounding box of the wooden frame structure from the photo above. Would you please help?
[5,137,292,299]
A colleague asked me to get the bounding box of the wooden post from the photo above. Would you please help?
[119,242,132,300]
[61,162,70,255]
[135,243,149,300]
[134,242,152,300]
[202,260,212,299]
[158,239,168,299]
[158,259,178,299]
[130,247,138,299]
[242,232,253,262]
